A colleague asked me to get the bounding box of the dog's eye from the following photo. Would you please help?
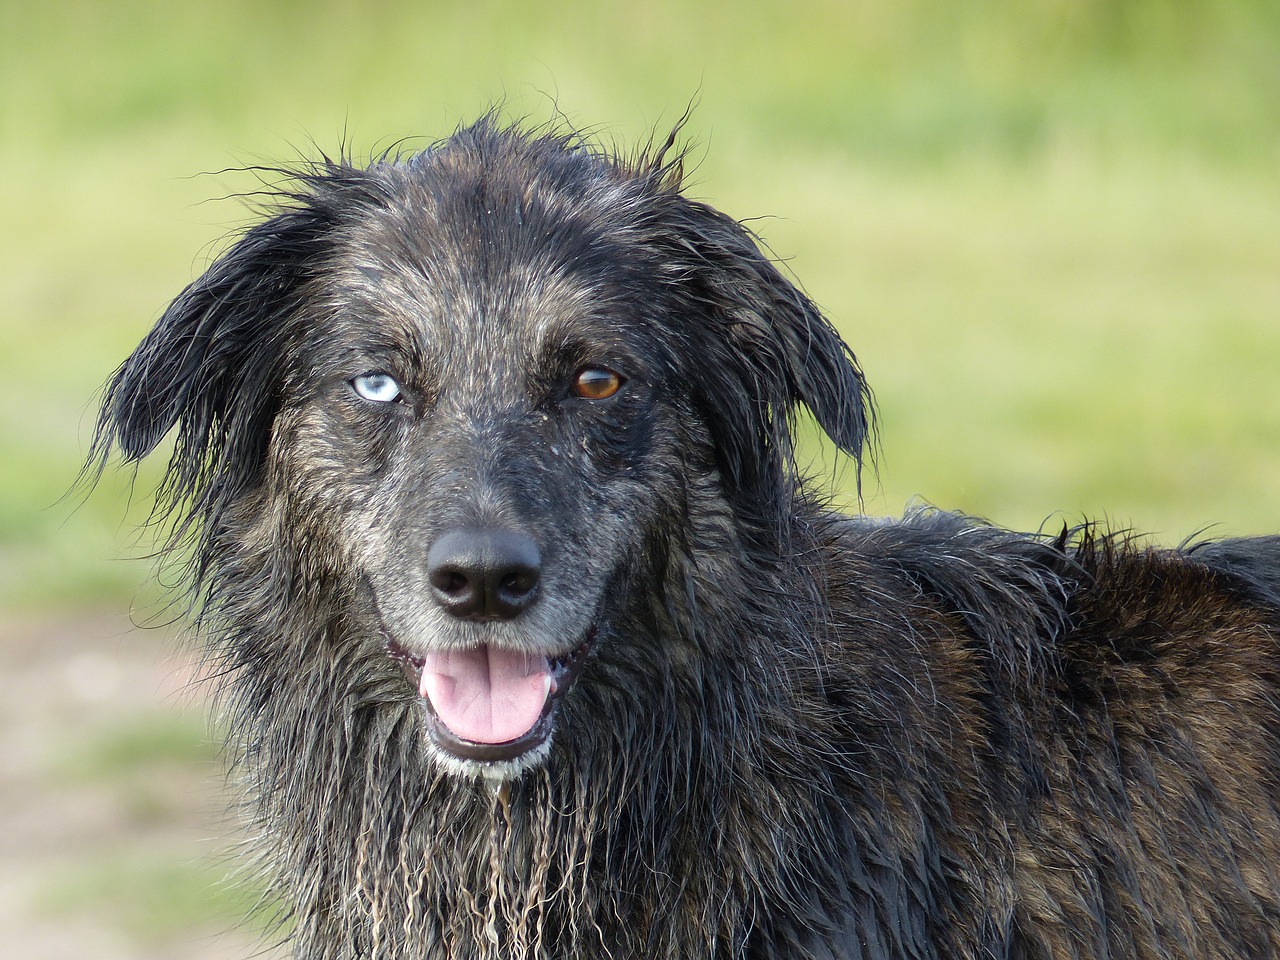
[571,367,624,400]
[351,373,402,404]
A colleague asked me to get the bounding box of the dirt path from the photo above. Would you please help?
[0,611,285,960]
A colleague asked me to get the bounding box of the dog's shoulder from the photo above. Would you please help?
[813,509,1074,694]
[817,509,1280,686]
[821,507,1074,637]
[823,509,1280,623]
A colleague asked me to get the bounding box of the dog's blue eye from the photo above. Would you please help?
[352,373,402,404]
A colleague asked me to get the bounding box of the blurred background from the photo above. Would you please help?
[1,0,1277,956]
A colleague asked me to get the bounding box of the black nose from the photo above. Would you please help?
[426,529,542,621]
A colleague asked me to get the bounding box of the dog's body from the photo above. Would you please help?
[94,119,1280,959]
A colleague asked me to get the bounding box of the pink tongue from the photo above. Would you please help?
[419,646,552,744]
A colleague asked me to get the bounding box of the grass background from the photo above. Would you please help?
[1,0,1277,951]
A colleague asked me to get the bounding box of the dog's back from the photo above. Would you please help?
[812,511,1280,958]
[1022,532,1280,958]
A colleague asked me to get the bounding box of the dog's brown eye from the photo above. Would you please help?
[572,367,624,400]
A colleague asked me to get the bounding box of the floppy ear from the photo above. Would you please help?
[655,195,873,508]
[93,198,337,535]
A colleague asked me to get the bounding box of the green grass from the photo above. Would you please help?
[55,713,219,782]
[2,0,1278,603]
[786,154,1280,539]
[37,853,273,945]
[33,710,264,946]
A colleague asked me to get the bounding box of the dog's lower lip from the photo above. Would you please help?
[384,627,598,762]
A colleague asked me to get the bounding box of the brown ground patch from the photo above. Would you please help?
[0,611,285,960]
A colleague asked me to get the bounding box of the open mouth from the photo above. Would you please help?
[386,629,597,763]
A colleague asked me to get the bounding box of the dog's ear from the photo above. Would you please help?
[93,197,336,529]
[653,195,874,506]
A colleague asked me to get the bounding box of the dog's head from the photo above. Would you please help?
[95,118,871,779]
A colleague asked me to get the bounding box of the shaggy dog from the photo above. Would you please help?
[94,118,1280,959]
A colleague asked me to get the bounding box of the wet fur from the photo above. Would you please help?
[93,119,1280,958]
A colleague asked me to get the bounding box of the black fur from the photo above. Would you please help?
[93,118,1280,959]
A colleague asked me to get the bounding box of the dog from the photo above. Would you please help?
[93,117,1280,959]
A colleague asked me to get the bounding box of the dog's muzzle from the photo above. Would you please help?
[383,526,599,768]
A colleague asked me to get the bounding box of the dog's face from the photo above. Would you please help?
[95,121,870,780]
[277,171,696,776]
